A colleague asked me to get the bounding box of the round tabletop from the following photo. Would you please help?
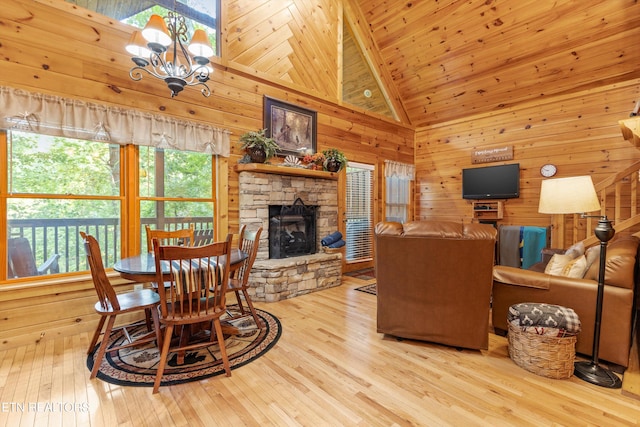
[113,249,247,282]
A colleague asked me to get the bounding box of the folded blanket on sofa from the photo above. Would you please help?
[321,231,343,246]
[327,239,345,249]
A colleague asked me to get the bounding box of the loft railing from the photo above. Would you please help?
[7,217,213,277]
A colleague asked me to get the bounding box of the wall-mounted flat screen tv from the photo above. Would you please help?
[462,163,520,199]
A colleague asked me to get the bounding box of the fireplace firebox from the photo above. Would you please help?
[269,198,317,259]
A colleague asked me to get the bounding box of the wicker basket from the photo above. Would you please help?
[507,322,577,379]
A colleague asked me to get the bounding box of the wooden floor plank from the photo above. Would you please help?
[1,276,639,427]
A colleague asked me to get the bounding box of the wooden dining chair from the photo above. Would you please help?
[145,225,195,252]
[152,234,233,394]
[80,232,162,380]
[227,226,264,328]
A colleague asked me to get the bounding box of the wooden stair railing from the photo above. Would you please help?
[552,161,640,249]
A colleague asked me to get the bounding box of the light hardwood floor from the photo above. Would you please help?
[2,275,640,426]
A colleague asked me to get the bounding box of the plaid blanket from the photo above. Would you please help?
[508,302,581,336]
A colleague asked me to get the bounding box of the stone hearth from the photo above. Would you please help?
[236,164,342,302]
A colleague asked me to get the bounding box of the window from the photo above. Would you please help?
[1,131,217,281]
[66,0,220,55]
[384,160,414,223]
[3,131,122,279]
[139,146,215,252]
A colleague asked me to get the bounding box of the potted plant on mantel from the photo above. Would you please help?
[322,148,348,172]
[238,129,280,163]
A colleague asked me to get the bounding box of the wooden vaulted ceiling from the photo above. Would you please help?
[66,0,640,130]
[356,0,640,128]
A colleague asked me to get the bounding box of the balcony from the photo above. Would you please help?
[6,217,213,280]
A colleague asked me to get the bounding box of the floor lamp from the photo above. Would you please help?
[538,176,622,388]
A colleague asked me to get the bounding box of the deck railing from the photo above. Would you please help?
[8,217,213,275]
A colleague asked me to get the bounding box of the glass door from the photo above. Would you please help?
[345,162,374,265]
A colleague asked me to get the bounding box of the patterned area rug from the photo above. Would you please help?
[355,283,377,295]
[345,267,376,280]
[87,305,281,387]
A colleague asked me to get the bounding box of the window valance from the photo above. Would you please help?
[384,160,415,180]
[0,86,230,156]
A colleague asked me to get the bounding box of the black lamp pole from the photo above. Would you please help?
[573,216,622,388]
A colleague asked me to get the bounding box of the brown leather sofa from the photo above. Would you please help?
[375,220,498,350]
[492,235,640,368]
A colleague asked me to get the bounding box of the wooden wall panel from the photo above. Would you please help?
[226,0,340,99]
[0,0,412,350]
[415,80,640,234]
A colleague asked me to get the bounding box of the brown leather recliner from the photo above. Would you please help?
[375,221,498,350]
[492,235,640,368]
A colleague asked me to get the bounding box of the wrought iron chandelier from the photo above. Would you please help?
[125,12,214,98]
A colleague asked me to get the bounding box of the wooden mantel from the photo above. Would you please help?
[234,163,340,180]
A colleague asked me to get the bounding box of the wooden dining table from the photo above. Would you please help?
[113,249,248,283]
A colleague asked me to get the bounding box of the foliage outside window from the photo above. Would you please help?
[139,146,215,253]
[1,131,217,281]
[66,0,220,56]
[4,131,122,279]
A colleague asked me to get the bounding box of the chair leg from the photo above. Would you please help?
[241,289,264,328]
[235,290,246,314]
[212,319,231,377]
[87,316,106,355]
[144,308,152,331]
[90,315,117,379]
[153,324,174,394]
[150,307,163,350]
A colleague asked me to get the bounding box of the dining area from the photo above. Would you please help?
[82,225,272,394]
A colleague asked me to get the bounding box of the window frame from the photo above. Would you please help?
[0,130,218,283]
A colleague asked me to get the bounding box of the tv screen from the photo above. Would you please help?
[462,163,520,200]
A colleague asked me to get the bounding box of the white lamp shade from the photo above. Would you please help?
[141,14,172,47]
[125,31,152,57]
[538,176,601,214]
[188,29,214,58]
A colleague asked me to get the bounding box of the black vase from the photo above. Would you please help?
[325,159,341,172]
[247,147,267,163]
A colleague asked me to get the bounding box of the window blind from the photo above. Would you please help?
[346,163,374,262]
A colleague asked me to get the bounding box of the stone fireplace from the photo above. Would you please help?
[268,198,317,259]
[236,164,342,302]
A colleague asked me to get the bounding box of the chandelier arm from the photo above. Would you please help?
[127,10,213,97]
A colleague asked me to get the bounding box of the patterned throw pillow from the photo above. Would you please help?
[564,241,585,259]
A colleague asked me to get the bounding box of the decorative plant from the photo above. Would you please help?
[302,152,325,169]
[322,148,348,171]
[238,129,280,162]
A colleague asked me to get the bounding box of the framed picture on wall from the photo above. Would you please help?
[264,96,317,157]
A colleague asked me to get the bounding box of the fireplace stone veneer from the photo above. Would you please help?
[236,164,342,302]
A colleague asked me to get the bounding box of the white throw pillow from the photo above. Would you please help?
[560,255,589,278]
[544,254,572,276]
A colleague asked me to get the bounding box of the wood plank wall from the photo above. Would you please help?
[0,0,413,350]
[415,80,640,236]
